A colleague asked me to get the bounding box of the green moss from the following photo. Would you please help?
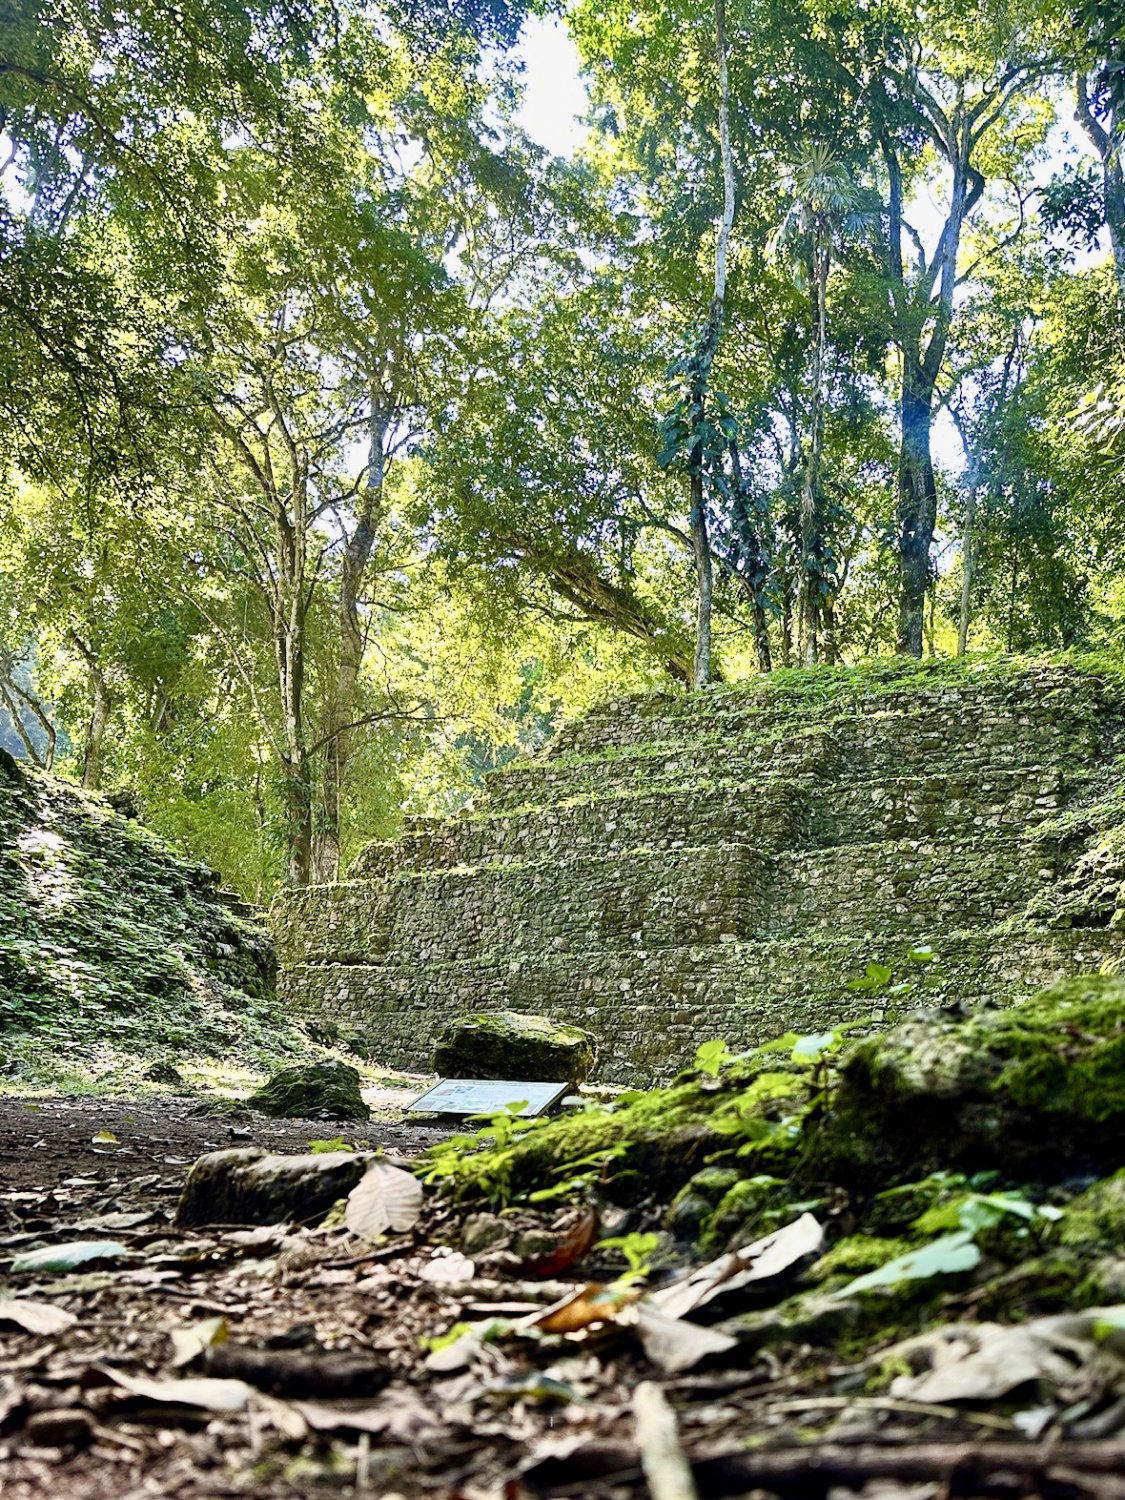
[247,1061,370,1122]
[425,1052,818,1207]
[808,1235,913,1282]
[1058,1169,1125,1246]
[801,974,1125,1188]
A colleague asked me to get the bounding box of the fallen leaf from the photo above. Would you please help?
[87,1365,253,1412]
[0,1298,78,1335]
[11,1240,134,1274]
[650,1212,823,1320]
[632,1303,737,1373]
[518,1204,598,1277]
[345,1162,423,1241]
[891,1319,1088,1403]
[419,1251,476,1284]
[295,1387,439,1439]
[169,1316,228,1369]
[530,1282,641,1335]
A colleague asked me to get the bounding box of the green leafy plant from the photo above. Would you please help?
[694,1038,735,1076]
[596,1230,661,1283]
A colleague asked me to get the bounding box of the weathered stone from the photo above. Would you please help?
[247,1060,369,1122]
[800,974,1125,1188]
[175,1147,372,1227]
[144,1060,185,1086]
[272,662,1125,1083]
[431,1011,597,1086]
[460,1213,511,1255]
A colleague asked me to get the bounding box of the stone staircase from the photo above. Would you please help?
[272,662,1125,1082]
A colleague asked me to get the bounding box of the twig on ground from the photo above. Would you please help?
[634,1381,699,1500]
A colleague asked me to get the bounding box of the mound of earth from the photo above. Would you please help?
[0,755,307,1082]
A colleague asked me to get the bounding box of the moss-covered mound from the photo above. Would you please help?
[423,975,1125,1357]
[801,975,1125,1188]
[0,758,310,1084]
[247,1060,369,1121]
[428,975,1125,1220]
[431,1011,598,1086]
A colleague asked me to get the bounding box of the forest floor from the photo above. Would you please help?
[2,1091,1125,1500]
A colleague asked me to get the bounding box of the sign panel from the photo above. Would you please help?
[407,1078,569,1118]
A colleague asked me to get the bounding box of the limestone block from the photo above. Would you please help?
[431,1010,597,1085]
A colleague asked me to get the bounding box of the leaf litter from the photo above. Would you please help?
[4,1094,1125,1499]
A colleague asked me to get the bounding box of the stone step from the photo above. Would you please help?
[545,666,1113,760]
[485,726,838,811]
[278,926,1125,1083]
[349,778,807,879]
[490,706,1100,813]
[769,834,1044,936]
[350,764,1077,881]
[280,824,1050,977]
[274,844,769,969]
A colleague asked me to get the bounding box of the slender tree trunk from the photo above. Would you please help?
[686,0,736,691]
[690,468,713,690]
[314,407,388,883]
[1077,74,1125,303]
[957,474,979,656]
[799,230,830,666]
[753,598,772,673]
[896,370,938,657]
[82,661,110,791]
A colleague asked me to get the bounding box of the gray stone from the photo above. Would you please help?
[175,1147,372,1228]
[430,1011,597,1086]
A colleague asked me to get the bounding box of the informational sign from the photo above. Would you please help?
[407,1078,570,1118]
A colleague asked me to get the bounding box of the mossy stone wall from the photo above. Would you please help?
[272,661,1125,1082]
[0,759,277,1067]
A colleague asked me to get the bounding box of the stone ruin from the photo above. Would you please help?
[270,662,1125,1082]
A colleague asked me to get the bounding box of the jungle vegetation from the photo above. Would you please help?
[0,0,1122,894]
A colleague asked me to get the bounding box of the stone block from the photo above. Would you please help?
[430,1010,597,1085]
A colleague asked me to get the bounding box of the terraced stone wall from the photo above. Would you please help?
[272,662,1125,1082]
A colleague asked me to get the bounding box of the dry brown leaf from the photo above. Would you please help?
[517,1204,598,1277]
[650,1212,823,1320]
[0,1298,78,1335]
[530,1282,641,1335]
[88,1364,253,1412]
[345,1161,423,1241]
[632,1303,737,1373]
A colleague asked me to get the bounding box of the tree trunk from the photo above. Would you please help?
[799,230,830,667]
[690,469,713,690]
[314,407,388,884]
[82,660,110,791]
[753,597,772,673]
[957,477,979,656]
[896,372,938,657]
[1077,73,1125,302]
[281,754,313,890]
[685,0,736,691]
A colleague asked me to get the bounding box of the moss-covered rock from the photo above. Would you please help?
[425,1051,818,1207]
[431,1011,598,1086]
[247,1060,369,1122]
[801,975,1125,1189]
[1058,1169,1125,1247]
[175,1147,371,1227]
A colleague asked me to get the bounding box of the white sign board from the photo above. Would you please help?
[407,1079,569,1118]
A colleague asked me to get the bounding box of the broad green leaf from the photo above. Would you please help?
[836,1231,980,1297]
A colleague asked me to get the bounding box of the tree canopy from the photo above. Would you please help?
[0,0,1122,893]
